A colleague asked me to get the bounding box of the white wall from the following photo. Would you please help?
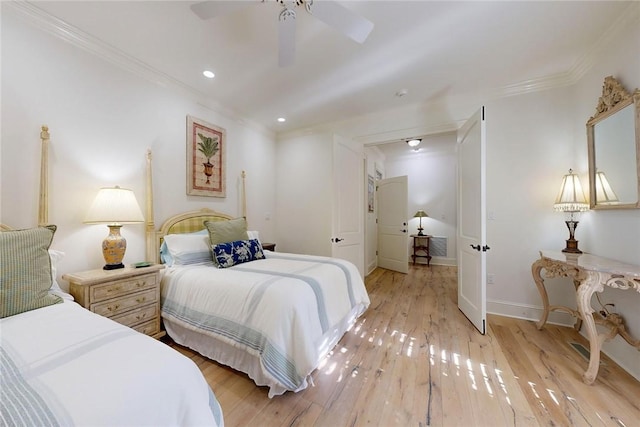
[1,8,277,282]
[275,132,333,256]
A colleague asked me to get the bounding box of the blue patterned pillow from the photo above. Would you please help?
[212,239,264,268]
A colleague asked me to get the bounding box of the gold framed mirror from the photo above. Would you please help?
[586,76,640,209]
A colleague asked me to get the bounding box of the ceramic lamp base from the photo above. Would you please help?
[102,224,126,270]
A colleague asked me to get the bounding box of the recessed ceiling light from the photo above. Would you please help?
[202,70,215,79]
[395,89,408,97]
[277,117,286,123]
[407,138,421,147]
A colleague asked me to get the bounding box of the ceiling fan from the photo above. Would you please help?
[190,0,374,67]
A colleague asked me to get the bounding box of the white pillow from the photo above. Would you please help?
[163,231,212,266]
[48,249,74,301]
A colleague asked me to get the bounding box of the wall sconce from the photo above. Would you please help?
[84,186,144,270]
[406,138,421,147]
[413,210,429,236]
[553,169,588,253]
[595,170,619,204]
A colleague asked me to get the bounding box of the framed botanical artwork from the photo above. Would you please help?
[368,174,375,212]
[186,115,226,197]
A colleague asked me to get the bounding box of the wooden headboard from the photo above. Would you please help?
[144,150,246,263]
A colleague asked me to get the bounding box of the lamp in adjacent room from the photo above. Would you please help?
[553,169,589,254]
[84,186,144,270]
[413,210,429,236]
[594,170,619,204]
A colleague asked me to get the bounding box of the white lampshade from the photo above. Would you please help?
[595,170,619,204]
[84,186,144,224]
[553,169,588,213]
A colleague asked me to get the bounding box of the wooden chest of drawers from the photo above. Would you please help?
[63,264,165,339]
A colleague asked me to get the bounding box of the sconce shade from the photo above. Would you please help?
[84,186,145,224]
[413,210,428,236]
[553,169,588,213]
[595,170,619,204]
[407,139,421,147]
[84,186,144,270]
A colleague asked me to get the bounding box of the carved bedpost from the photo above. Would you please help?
[38,125,50,226]
[241,170,247,220]
[145,149,156,262]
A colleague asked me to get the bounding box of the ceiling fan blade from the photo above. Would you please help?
[190,1,252,20]
[278,8,296,67]
[306,0,373,44]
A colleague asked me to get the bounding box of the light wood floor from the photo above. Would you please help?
[168,265,640,426]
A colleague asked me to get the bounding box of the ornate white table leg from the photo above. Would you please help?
[576,271,605,385]
[532,258,550,329]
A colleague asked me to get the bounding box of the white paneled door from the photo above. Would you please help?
[377,175,409,273]
[457,107,487,334]
[332,135,365,277]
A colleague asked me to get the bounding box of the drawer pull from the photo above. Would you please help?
[135,313,147,320]
[108,286,122,293]
[136,297,146,304]
[107,304,120,312]
[136,281,144,287]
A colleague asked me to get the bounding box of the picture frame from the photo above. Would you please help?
[186,115,226,197]
[368,174,375,212]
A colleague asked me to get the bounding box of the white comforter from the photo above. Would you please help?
[161,251,370,397]
[0,300,223,427]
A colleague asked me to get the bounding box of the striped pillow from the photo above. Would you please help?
[0,225,62,317]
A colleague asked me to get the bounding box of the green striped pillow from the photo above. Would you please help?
[0,225,62,318]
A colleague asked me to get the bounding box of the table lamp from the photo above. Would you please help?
[553,169,588,253]
[413,210,429,236]
[84,186,144,270]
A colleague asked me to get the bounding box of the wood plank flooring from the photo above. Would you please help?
[167,265,640,426]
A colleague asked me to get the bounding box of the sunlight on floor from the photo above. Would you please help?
[314,308,588,421]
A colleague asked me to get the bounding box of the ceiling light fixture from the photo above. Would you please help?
[277,117,286,123]
[202,70,215,79]
[407,138,421,147]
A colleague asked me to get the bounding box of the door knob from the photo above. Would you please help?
[332,238,344,243]
[470,244,481,251]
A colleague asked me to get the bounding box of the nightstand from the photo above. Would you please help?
[63,264,165,339]
[262,242,276,251]
[410,234,432,266]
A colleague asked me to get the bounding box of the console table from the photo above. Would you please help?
[531,251,640,384]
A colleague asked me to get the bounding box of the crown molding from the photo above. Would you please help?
[490,1,640,99]
[5,1,273,137]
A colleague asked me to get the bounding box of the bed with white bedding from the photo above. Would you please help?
[1,299,224,427]
[160,249,370,397]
